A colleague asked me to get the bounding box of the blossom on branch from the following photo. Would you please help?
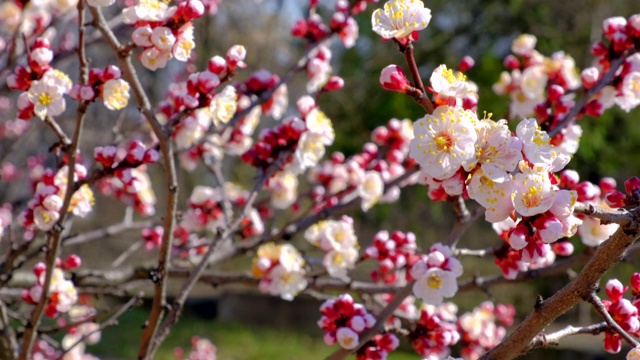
[372,0,432,40]
[409,105,478,180]
[252,243,307,301]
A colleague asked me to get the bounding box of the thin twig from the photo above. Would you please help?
[586,292,640,348]
[56,295,141,360]
[574,202,633,226]
[548,50,637,137]
[528,322,608,350]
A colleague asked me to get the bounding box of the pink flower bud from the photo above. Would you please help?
[631,273,640,296]
[604,331,622,353]
[33,38,50,49]
[503,54,520,70]
[559,169,580,188]
[508,224,529,250]
[33,262,46,277]
[64,254,82,269]
[379,65,411,93]
[226,45,247,70]
[575,181,600,202]
[207,55,227,74]
[126,141,146,164]
[605,278,626,302]
[458,55,475,72]
[323,76,344,92]
[103,65,122,80]
[581,67,599,89]
[291,19,308,38]
[552,241,574,256]
[537,216,563,243]
[547,84,565,102]
[462,96,478,111]
[599,177,617,195]
[605,190,627,208]
[624,176,640,195]
[628,14,640,37]
[143,149,160,163]
[591,41,609,56]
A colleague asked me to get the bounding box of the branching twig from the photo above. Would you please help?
[56,295,141,360]
[586,292,640,348]
[88,7,179,359]
[527,322,608,350]
[574,202,633,226]
[549,50,637,137]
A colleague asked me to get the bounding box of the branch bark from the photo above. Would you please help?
[480,207,640,360]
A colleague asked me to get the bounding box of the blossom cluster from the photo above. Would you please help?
[172,184,264,259]
[173,336,217,360]
[364,229,419,284]
[602,275,640,354]
[21,259,80,318]
[409,304,460,358]
[69,65,131,111]
[241,97,335,176]
[558,170,619,247]
[304,216,359,280]
[60,305,102,360]
[19,164,94,234]
[305,117,415,215]
[8,38,73,121]
[123,0,205,70]
[97,166,156,216]
[252,243,307,301]
[457,302,514,359]
[583,15,640,114]
[291,0,362,48]
[492,34,581,121]
[318,294,399,359]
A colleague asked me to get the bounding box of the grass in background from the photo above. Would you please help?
[88,307,419,359]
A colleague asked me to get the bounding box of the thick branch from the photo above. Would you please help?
[88,7,179,359]
[481,207,640,360]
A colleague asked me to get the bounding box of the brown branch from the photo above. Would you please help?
[447,197,483,248]
[393,39,434,114]
[150,155,285,355]
[19,95,90,359]
[459,248,592,293]
[63,216,151,246]
[480,207,640,360]
[87,7,179,359]
[0,299,18,360]
[43,115,71,147]
[548,50,636,137]
[586,292,640,348]
[573,202,633,226]
[527,322,608,350]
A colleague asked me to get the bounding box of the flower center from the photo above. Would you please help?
[522,186,541,208]
[39,93,53,106]
[434,132,453,151]
[427,273,442,289]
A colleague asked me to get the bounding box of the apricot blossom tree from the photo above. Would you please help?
[0,0,640,359]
